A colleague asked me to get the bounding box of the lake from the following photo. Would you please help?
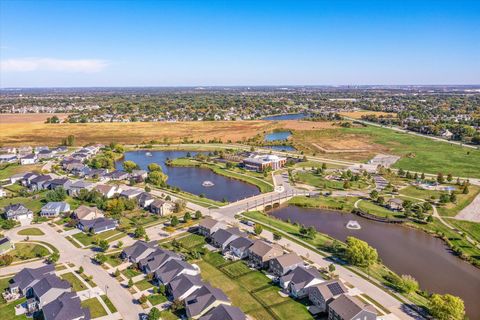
[116,150,260,202]
[265,131,292,142]
[270,205,480,319]
[262,113,307,120]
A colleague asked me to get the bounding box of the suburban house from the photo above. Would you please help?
[327,294,377,320]
[387,198,403,211]
[211,227,245,252]
[67,180,95,196]
[242,154,287,172]
[199,304,246,320]
[47,178,72,191]
[21,172,39,187]
[121,240,158,263]
[154,259,199,285]
[83,168,109,180]
[10,172,27,184]
[37,149,55,159]
[42,291,90,320]
[185,284,230,319]
[247,240,284,269]
[198,217,225,237]
[0,237,14,254]
[228,236,253,259]
[0,188,6,198]
[308,279,349,313]
[20,154,37,165]
[34,146,49,154]
[106,170,129,181]
[77,217,117,234]
[0,154,17,163]
[95,184,121,198]
[4,204,34,220]
[167,274,204,301]
[40,202,71,217]
[279,266,323,298]
[18,146,33,154]
[8,265,56,297]
[119,188,143,199]
[30,175,54,191]
[137,192,155,208]
[269,252,304,277]
[149,199,173,216]
[130,169,148,182]
[29,274,71,310]
[73,205,104,221]
[0,146,16,153]
[138,248,182,274]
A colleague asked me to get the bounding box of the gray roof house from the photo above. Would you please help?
[30,175,54,191]
[41,202,71,217]
[309,279,348,313]
[198,217,225,237]
[4,203,33,220]
[21,172,39,186]
[0,153,18,163]
[228,236,253,259]
[47,178,72,190]
[154,259,199,285]
[211,227,245,252]
[106,170,129,181]
[247,240,284,269]
[121,240,158,263]
[31,274,71,309]
[269,252,304,277]
[119,188,143,199]
[138,248,182,274]
[8,265,56,295]
[77,218,117,234]
[327,294,377,320]
[42,291,91,320]
[67,180,95,196]
[199,304,246,320]
[279,266,323,299]
[167,274,204,301]
[185,284,230,319]
[0,237,15,254]
[137,192,155,208]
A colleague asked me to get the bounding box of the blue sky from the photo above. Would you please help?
[1,0,479,87]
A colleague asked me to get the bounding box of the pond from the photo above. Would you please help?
[262,113,307,120]
[269,205,480,319]
[115,151,260,202]
[264,131,292,142]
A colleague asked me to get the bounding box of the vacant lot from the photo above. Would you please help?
[0,113,70,124]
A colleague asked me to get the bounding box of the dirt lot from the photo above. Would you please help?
[339,111,396,119]
[0,113,70,123]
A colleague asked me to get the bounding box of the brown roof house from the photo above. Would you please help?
[309,279,348,313]
[198,217,225,238]
[327,294,377,320]
[73,205,104,220]
[247,240,284,269]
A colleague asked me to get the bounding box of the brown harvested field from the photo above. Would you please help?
[0,121,279,146]
[0,113,70,123]
[278,120,338,130]
[339,111,396,119]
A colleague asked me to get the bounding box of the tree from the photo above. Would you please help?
[147,163,162,172]
[134,226,146,238]
[98,239,109,252]
[158,284,166,295]
[369,190,379,200]
[377,196,385,205]
[174,199,187,213]
[139,294,148,304]
[322,163,327,170]
[437,172,445,184]
[343,180,350,189]
[183,211,192,222]
[128,278,134,288]
[47,252,60,264]
[113,269,120,277]
[117,240,123,248]
[195,210,202,219]
[0,254,13,266]
[77,266,84,274]
[253,224,263,235]
[328,263,336,274]
[429,294,465,320]
[94,253,107,265]
[462,185,469,194]
[148,307,161,320]
[45,187,67,202]
[447,173,453,182]
[273,232,282,241]
[170,216,179,227]
[449,193,457,203]
[399,274,419,293]
[123,160,139,173]
[345,237,378,267]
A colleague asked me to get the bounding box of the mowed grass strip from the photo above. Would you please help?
[81,297,108,318]
[17,227,45,236]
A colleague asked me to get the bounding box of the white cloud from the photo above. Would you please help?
[0,58,108,73]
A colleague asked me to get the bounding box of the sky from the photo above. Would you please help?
[0,0,479,87]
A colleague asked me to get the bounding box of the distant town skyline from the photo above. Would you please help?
[1,0,479,87]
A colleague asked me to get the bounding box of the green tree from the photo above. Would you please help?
[123,160,139,173]
[45,187,67,202]
[183,211,192,221]
[171,216,179,227]
[369,190,379,200]
[98,239,109,252]
[147,171,167,186]
[253,224,263,235]
[429,294,465,320]
[147,163,162,172]
[437,172,445,184]
[128,278,134,288]
[345,237,378,267]
[174,199,187,213]
[148,307,161,320]
[77,266,84,274]
[134,226,146,238]
[94,253,107,265]
[400,275,419,293]
[195,210,202,219]
[47,252,60,264]
[273,232,282,241]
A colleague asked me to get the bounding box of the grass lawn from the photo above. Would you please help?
[288,196,357,212]
[399,186,443,200]
[122,267,142,278]
[0,297,27,320]
[0,277,12,304]
[255,287,312,320]
[81,298,108,318]
[60,272,88,292]
[235,271,271,291]
[176,233,206,249]
[10,242,49,262]
[17,227,45,236]
[147,293,168,306]
[447,219,480,243]
[436,185,480,217]
[159,310,179,320]
[134,279,154,291]
[221,261,253,278]
[104,253,123,267]
[0,195,45,213]
[357,200,400,219]
[100,295,117,313]
[0,163,43,180]
[202,252,228,267]
[72,229,125,246]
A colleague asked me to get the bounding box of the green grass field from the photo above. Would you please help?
[100,295,117,313]
[9,242,49,262]
[357,200,400,219]
[288,195,357,212]
[446,219,480,243]
[17,227,45,236]
[0,163,43,180]
[295,171,369,190]
[72,229,125,246]
[436,185,480,217]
